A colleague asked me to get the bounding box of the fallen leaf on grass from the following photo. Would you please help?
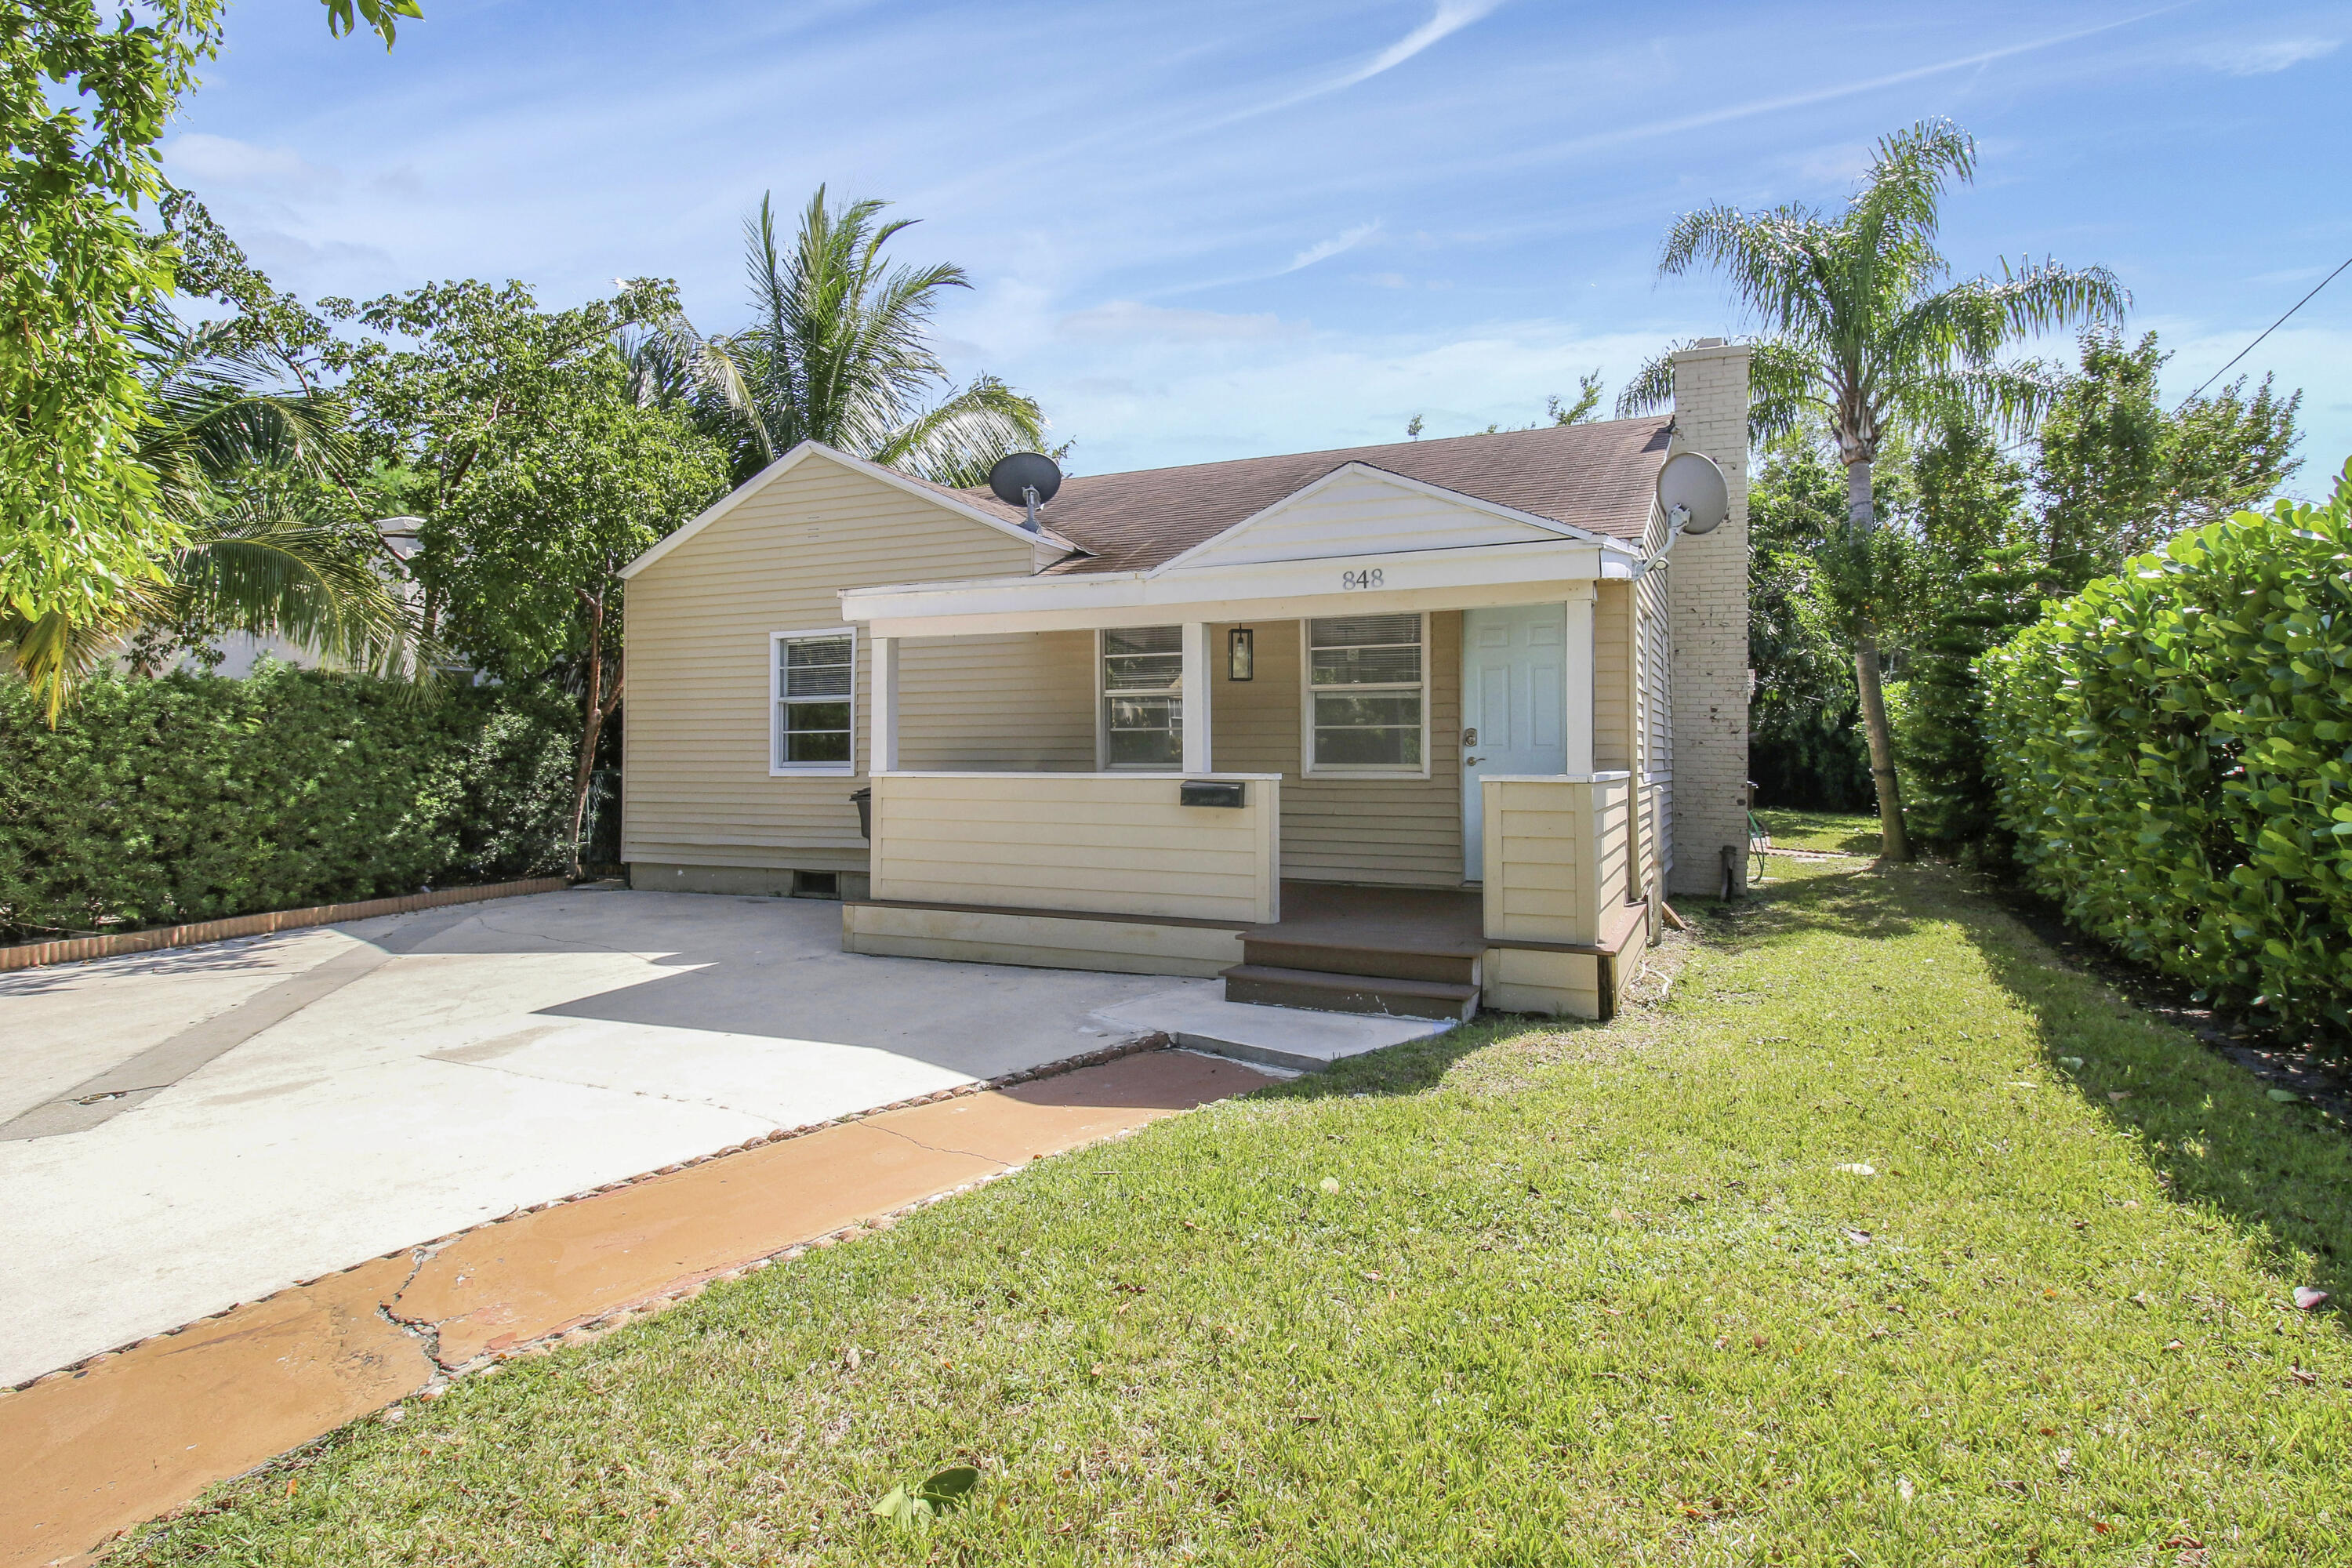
[2161,1536,2205,1551]
[2293,1286,2328,1311]
[2057,1056,2085,1070]
[1319,1177,1341,1194]
[2267,1088,2300,1103]
[2107,1091,2132,1103]
[2163,1339,2186,1351]
[2290,1367,2318,1386]
[1835,1163,1876,1176]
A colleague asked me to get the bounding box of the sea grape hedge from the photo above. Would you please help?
[0,666,579,944]
[1981,462,2352,1033]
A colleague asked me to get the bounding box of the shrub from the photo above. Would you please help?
[0,665,578,943]
[1980,462,2352,1033]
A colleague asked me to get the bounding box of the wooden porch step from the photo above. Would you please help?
[1240,936,1478,986]
[1221,963,1479,1022]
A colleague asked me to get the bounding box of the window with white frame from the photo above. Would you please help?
[772,630,855,773]
[1306,613,1425,771]
[1101,626,1183,768]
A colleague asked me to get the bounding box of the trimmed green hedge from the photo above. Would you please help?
[1981,463,2352,1033]
[0,666,579,944]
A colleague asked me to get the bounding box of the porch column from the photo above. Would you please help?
[869,633,899,774]
[1180,620,1211,774]
[1564,586,1595,776]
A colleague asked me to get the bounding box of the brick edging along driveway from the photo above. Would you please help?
[0,877,571,974]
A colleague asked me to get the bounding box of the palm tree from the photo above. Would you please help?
[1619,119,2125,861]
[646,187,1047,488]
[3,313,433,717]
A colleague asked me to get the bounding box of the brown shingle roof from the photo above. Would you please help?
[949,416,1673,575]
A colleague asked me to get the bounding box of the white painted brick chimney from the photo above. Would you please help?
[1666,339,1752,898]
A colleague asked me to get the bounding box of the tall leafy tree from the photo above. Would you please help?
[423,363,725,877]
[2035,327,2301,590]
[1619,119,2125,860]
[2,0,415,659]
[646,187,1046,488]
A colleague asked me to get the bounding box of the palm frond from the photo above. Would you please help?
[166,502,445,682]
[873,376,1048,488]
[659,184,1032,487]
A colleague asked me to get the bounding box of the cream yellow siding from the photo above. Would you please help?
[1479,775,1631,946]
[1208,615,1465,888]
[867,772,1282,924]
[623,456,1084,872]
[898,630,1096,771]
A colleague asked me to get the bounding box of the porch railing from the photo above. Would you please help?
[1478,773,1634,946]
[866,771,1283,925]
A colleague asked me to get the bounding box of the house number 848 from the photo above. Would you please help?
[1341,568,1385,590]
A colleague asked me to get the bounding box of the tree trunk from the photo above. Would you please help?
[567,594,607,881]
[1846,456,1911,862]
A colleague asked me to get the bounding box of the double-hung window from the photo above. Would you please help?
[1101,626,1183,769]
[772,630,855,774]
[1306,613,1425,772]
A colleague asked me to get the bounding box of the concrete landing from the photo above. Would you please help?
[1089,988,1454,1073]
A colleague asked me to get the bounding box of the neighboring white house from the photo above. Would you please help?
[617,343,1752,1020]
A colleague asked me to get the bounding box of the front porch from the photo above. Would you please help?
[834,464,1669,1020]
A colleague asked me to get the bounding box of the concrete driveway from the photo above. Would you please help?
[0,887,1209,1386]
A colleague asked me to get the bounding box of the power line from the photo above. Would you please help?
[2179,252,2352,406]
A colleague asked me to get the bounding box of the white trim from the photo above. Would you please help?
[869,634,898,775]
[1181,621,1211,775]
[1147,460,1639,578]
[621,441,1080,581]
[1564,593,1595,778]
[1479,771,1634,784]
[769,626,858,777]
[843,535,1621,637]
[1300,610,1431,780]
[866,771,1281,782]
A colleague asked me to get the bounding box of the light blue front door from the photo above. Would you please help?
[1461,604,1567,878]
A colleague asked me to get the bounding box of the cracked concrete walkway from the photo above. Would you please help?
[0,888,1218,1388]
[1,1048,1276,1568]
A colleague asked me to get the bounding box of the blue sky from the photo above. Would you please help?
[165,0,2351,485]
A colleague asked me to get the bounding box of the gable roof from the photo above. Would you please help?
[619,441,1077,581]
[942,416,1675,576]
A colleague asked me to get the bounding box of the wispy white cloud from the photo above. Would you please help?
[1200,0,1507,132]
[1281,220,1381,274]
[163,133,340,194]
[1058,301,1307,342]
[1334,0,1508,91]
[2209,38,2339,75]
[1494,5,2190,177]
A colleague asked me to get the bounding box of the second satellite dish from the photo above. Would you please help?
[1655,451,1729,536]
[988,452,1062,532]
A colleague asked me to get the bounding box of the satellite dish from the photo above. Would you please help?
[989,452,1062,508]
[1655,451,1729,536]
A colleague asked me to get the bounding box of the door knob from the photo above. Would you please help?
[1467,756,1485,766]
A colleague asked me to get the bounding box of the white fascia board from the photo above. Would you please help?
[1145,460,1642,578]
[619,441,1078,580]
[842,535,1613,637]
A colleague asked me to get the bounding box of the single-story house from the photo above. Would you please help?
[618,340,1751,1020]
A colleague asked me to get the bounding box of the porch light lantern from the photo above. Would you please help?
[1227,626,1254,681]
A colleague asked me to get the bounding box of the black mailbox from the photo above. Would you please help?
[1179,780,1246,809]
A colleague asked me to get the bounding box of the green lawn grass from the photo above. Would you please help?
[117,858,2350,1565]
[1754,806,1882,855]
